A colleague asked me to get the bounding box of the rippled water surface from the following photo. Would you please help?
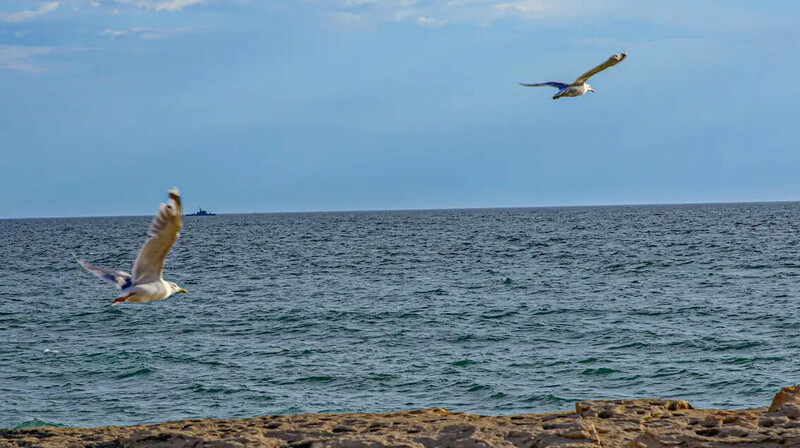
[2,204,800,428]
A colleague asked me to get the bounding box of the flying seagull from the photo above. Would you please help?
[519,51,627,100]
[78,188,188,305]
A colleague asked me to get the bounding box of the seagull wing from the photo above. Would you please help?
[518,82,569,89]
[77,259,132,289]
[573,51,627,85]
[131,188,183,285]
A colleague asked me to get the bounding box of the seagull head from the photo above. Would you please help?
[168,281,188,295]
[586,83,596,93]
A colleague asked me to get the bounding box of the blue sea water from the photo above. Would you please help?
[2,203,800,428]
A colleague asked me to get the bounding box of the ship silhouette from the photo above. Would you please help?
[186,207,216,216]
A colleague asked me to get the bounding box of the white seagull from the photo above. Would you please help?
[78,188,188,305]
[519,51,627,100]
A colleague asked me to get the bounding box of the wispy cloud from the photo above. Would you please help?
[0,45,52,72]
[102,28,129,37]
[0,44,97,73]
[332,0,628,26]
[112,0,203,12]
[329,11,370,29]
[0,2,60,23]
[102,25,203,39]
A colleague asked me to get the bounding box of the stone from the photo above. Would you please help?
[769,385,800,412]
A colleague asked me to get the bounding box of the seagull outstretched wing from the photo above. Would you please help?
[573,51,627,85]
[77,259,132,289]
[518,82,569,89]
[131,188,183,285]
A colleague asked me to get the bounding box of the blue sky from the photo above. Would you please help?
[1,0,799,217]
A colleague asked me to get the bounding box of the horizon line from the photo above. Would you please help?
[1,198,798,220]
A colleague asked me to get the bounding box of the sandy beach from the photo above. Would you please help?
[3,385,800,447]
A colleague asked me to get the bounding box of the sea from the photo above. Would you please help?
[2,203,800,428]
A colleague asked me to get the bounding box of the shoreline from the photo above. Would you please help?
[3,386,800,447]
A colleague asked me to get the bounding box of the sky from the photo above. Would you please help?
[1,0,799,218]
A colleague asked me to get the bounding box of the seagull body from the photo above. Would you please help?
[78,188,187,305]
[519,51,627,100]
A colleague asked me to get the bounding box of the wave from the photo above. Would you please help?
[13,419,66,429]
[722,356,783,365]
[450,359,476,367]
[713,341,764,351]
[414,288,448,296]
[521,394,576,405]
[297,376,335,383]
[649,368,688,378]
[607,342,649,350]
[480,309,519,319]
[116,368,152,379]
[581,367,618,375]
[188,383,249,395]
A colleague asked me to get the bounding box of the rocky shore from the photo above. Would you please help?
[4,385,800,447]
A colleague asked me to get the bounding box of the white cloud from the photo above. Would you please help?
[417,15,446,26]
[0,2,60,23]
[113,0,203,12]
[0,45,52,72]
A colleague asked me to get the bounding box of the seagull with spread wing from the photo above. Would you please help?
[519,51,627,100]
[78,188,188,305]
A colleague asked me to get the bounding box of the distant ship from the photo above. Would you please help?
[186,207,216,217]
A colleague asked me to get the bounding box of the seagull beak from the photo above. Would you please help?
[589,88,596,93]
[179,289,188,294]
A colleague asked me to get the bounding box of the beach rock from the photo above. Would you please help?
[769,384,800,412]
[3,387,800,447]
